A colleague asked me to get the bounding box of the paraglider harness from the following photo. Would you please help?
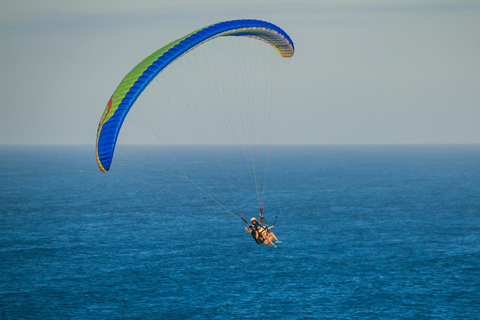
[243,207,277,245]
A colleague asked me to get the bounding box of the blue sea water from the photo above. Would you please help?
[1,145,479,319]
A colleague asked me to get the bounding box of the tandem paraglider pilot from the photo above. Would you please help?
[245,210,281,248]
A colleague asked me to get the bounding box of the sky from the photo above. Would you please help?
[1,0,479,145]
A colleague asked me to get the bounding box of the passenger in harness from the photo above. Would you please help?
[245,211,281,247]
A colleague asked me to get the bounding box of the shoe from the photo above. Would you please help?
[273,245,277,248]
[276,240,281,243]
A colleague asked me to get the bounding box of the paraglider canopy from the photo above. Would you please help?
[95,19,294,173]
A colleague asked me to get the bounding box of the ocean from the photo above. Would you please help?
[1,145,479,319]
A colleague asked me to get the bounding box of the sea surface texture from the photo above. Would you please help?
[1,145,479,319]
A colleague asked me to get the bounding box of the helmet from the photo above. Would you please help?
[250,217,256,222]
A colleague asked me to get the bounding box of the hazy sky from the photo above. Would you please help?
[1,0,479,145]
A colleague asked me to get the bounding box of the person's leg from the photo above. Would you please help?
[261,230,275,247]
[266,237,276,247]
[269,232,279,242]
